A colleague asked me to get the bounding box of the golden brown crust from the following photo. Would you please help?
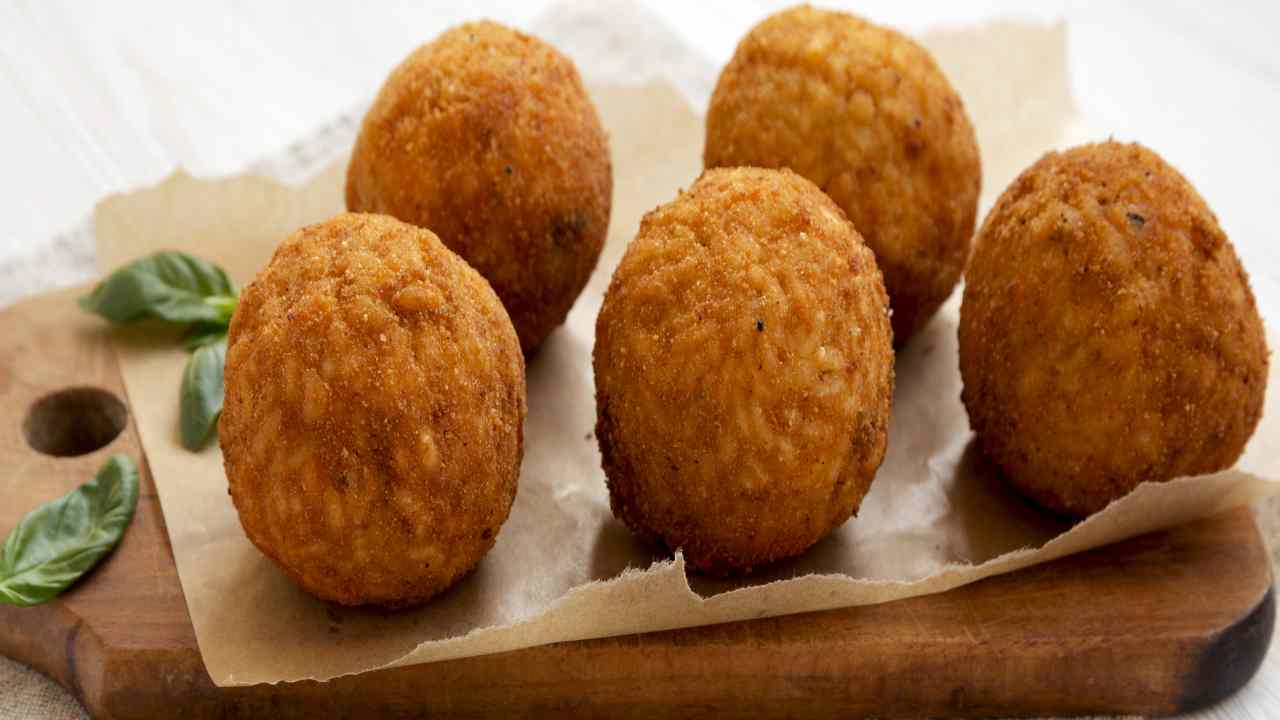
[593,167,894,574]
[220,213,527,607]
[346,21,612,354]
[959,141,1268,517]
[704,5,980,343]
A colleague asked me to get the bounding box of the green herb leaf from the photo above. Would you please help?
[183,323,230,351]
[0,455,140,607]
[180,335,226,450]
[78,251,236,325]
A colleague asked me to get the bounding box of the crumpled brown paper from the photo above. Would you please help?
[92,22,1280,686]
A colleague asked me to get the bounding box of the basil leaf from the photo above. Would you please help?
[180,335,226,450]
[183,322,230,351]
[78,251,236,325]
[0,455,139,607]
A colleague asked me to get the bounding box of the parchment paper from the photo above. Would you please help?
[92,23,1280,686]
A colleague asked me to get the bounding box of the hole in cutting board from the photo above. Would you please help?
[23,387,127,457]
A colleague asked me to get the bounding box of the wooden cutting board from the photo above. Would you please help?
[0,285,1273,720]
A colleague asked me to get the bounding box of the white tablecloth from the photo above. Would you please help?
[2,2,1278,718]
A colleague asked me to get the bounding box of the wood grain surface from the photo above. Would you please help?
[0,286,1272,719]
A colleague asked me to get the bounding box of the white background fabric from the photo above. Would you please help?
[1,2,1278,717]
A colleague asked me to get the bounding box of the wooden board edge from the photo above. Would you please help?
[1177,582,1276,714]
[0,577,114,714]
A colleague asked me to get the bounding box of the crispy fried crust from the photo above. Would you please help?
[346,21,612,354]
[704,5,980,343]
[960,142,1268,517]
[594,167,894,574]
[220,213,527,607]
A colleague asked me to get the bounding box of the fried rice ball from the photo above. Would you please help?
[594,167,894,574]
[704,5,981,343]
[220,213,526,607]
[960,141,1268,517]
[346,21,612,354]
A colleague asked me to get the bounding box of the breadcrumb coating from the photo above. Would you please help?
[594,167,894,574]
[705,5,980,343]
[960,142,1268,517]
[221,213,526,607]
[347,21,612,353]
